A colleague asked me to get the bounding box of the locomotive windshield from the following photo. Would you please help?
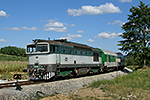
[27,44,48,53]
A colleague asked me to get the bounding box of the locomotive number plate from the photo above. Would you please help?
[33,65,41,68]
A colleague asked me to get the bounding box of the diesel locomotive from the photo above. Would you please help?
[26,39,125,80]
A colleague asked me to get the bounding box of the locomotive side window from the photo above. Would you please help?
[85,52,87,55]
[80,51,82,55]
[93,53,99,61]
[50,45,55,52]
[109,56,111,62]
[75,50,77,54]
[89,52,91,55]
[113,56,116,62]
[70,50,72,54]
[63,49,65,53]
[105,55,107,62]
[56,46,59,52]
[99,52,102,57]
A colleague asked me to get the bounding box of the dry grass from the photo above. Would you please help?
[89,67,150,99]
[0,61,29,81]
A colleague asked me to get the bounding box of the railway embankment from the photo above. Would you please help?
[0,68,132,100]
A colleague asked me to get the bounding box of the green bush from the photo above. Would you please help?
[0,46,27,57]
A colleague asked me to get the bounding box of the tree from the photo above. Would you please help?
[0,46,27,57]
[118,1,150,67]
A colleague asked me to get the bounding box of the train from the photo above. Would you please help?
[25,39,125,80]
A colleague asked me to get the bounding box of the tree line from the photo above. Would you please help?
[0,46,27,57]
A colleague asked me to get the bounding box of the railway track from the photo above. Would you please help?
[0,73,97,90]
[0,80,45,90]
[0,68,119,90]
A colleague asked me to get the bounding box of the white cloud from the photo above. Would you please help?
[45,21,64,27]
[77,30,84,33]
[0,10,8,17]
[88,39,94,42]
[95,32,121,39]
[0,39,7,42]
[118,33,123,36]
[2,27,20,31]
[21,27,39,31]
[59,37,73,40]
[108,20,124,26]
[67,3,122,16]
[119,0,132,3]
[63,23,75,27]
[44,20,67,32]
[60,34,82,40]
[2,27,39,31]
[67,34,82,38]
[44,27,67,32]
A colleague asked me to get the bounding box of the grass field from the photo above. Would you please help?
[87,67,150,99]
[0,54,28,61]
[0,54,28,81]
[0,61,28,81]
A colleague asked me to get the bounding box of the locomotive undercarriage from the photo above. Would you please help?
[27,64,125,80]
[27,65,56,80]
[27,64,104,80]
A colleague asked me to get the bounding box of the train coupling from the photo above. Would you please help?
[13,74,22,91]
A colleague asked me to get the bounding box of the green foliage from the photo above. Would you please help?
[125,54,148,66]
[125,55,135,66]
[0,54,28,61]
[0,46,27,57]
[118,1,150,67]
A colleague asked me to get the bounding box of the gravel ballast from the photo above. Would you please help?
[0,68,132,100]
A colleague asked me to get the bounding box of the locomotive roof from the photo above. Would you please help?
[33,39,98,51]
[101,49,117,56]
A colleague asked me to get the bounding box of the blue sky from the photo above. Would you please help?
[0,0,149,54]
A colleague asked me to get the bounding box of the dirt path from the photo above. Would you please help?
[41,87,119,100]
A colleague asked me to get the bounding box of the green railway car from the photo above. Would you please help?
[97,48,125,70]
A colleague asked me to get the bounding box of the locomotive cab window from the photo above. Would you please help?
[27,44,48,53]
[27,45,36,52]
[37,44,48,52]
